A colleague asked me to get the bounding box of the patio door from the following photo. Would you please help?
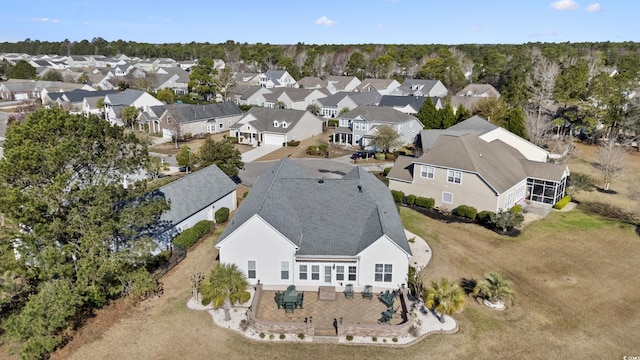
[323,266,332,284]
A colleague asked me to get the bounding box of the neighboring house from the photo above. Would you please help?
[215,157,412,291]
[259,70,296,88]
[153,164,237,250]
[103,89,164,126]
[378,95,443,115]
[450,83,501,112]
[82,95,109,117]
[154,102,243,139]
[153,67,190,95]
[387,116,569,212]
[43,89,115,114]
[391,79,448,98]
[314,91,382,118]
[0,80,90,101]
[357,78,401,95]
[296,76,326,89]
[262,88,328,110]
[232,85,272,107]
[230,107,324,146]
[333,105,423,149]
[66,56,91,68]
[233,72,261,86]
[326,75,361,94]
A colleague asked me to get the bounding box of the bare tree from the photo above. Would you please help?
[596,137,627,191]
[188,267,205,302]
[165,104,182,150]
[525,49,560,146]
[449,47,474,80]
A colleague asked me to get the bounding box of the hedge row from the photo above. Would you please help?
[390,190,435,209]
[172,220,214,249]
[453,205,478,219]
[215,207,230,223]
[553,195,572,210]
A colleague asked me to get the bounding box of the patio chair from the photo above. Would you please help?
[275,291,285,309]
[344,284,354,299]
[296,292,304,309]
[362,285,373,300]
[284,302,295,314]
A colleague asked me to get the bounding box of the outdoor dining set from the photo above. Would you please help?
[275,285,304,313]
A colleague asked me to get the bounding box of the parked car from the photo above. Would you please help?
[351,151,375,160]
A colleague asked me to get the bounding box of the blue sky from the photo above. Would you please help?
[0,0,636,45]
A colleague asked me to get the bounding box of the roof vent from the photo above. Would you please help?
[318,179,324,184]
[357,185,363,193]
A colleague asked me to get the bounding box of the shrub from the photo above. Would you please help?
[383,338,387,343]
[346,335,353,341]
[406,194,416,206]
[374,153,385,160]
[259,332,266,339]
[476,210,494,225]
[328,119,339,127]
[492,208,524,232]
[415,196,435,209]
[172,220,214,249]
[510,204,523,214]
[279,334,286,340]
[392,337,398,343]
[383,167,392,176]
[453,205,478,219]
[239,319,248,331]
[306,145,318,155]
[215,207,230,224]
[579,201,638,224]
[227,137,239,144]
[318,144,328,152]
[297,333,305,340]
[553,195,572,210]
[269,334,275,340]
[287,140,300,147]
[372,336,377,342]
[391,190,405,203]
[385,153,395,161]
[243,191,249,198]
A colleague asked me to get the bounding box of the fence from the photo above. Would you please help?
[153,244,187,279]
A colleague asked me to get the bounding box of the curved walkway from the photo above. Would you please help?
[187,228,457,345]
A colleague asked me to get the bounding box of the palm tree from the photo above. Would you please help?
[472,272,515,307]
[199,263,251,321]
[424,278,466,323]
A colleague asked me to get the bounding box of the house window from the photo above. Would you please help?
[299,264,308,280]
[273,121,279,127]
[447,170,462,184]
[442,192,453,204]
[324,266,332,283]
[281,122,288,128]
[219,123,224,129]
[336,265,345,281]
[247,260,256,279]
[348,266,357,281]
[311,265,320,280]
[420,165,435,179]
[280,261,289,280]
[374,264,393,282]
[505,192,514,208]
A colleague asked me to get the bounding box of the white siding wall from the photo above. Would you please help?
[357,236,410,290]
[287,113,324,142]
[217,216,296,286]
[480,128,548,162]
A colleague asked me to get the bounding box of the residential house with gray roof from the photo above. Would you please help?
[103,89,163,126]
[378,95,443,115]
[259,70,296,88]
[450,83,500,113]
[388,116,569,212]
[150,102,243,139]
[230,107,324,146]
[262,87,329,111]
[216,157,411,291]
[153,164,237,249]
[314,91,382,118]
[326,75,361,94]
[333,105,423,149]
[391,79,448,98]
[357,78,401,95]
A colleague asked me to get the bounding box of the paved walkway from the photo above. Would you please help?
[187,228,458,345]
[241,145,281,163]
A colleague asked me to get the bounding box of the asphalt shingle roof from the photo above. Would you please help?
[157,164,237,231]
[218,158,411,257]
[340,105,417,124]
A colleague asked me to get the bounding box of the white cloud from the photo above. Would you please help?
[32,17,59,23]
[376,24,389,30]
[586,3,602,12]
[471,26,482,32]
[315,16,336,27]
[550,0,579,10]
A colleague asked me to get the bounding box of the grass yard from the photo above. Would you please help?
[42,204,640,360]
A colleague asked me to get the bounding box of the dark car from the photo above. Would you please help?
[351,151,374,160]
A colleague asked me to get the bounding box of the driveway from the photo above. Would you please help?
[241,145,282,163]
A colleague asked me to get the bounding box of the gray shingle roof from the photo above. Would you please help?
[378,95,427,110]
[232,107,318,133]
[340,105,417,124]
[105,89,147,106]
[167,102,242,124]
[217,158,411,257]
[157,164,237,231]
[316,91,382,107]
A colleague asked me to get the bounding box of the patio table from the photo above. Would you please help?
[283,285,298,311]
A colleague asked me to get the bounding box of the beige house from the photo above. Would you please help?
[388,116,569,212]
